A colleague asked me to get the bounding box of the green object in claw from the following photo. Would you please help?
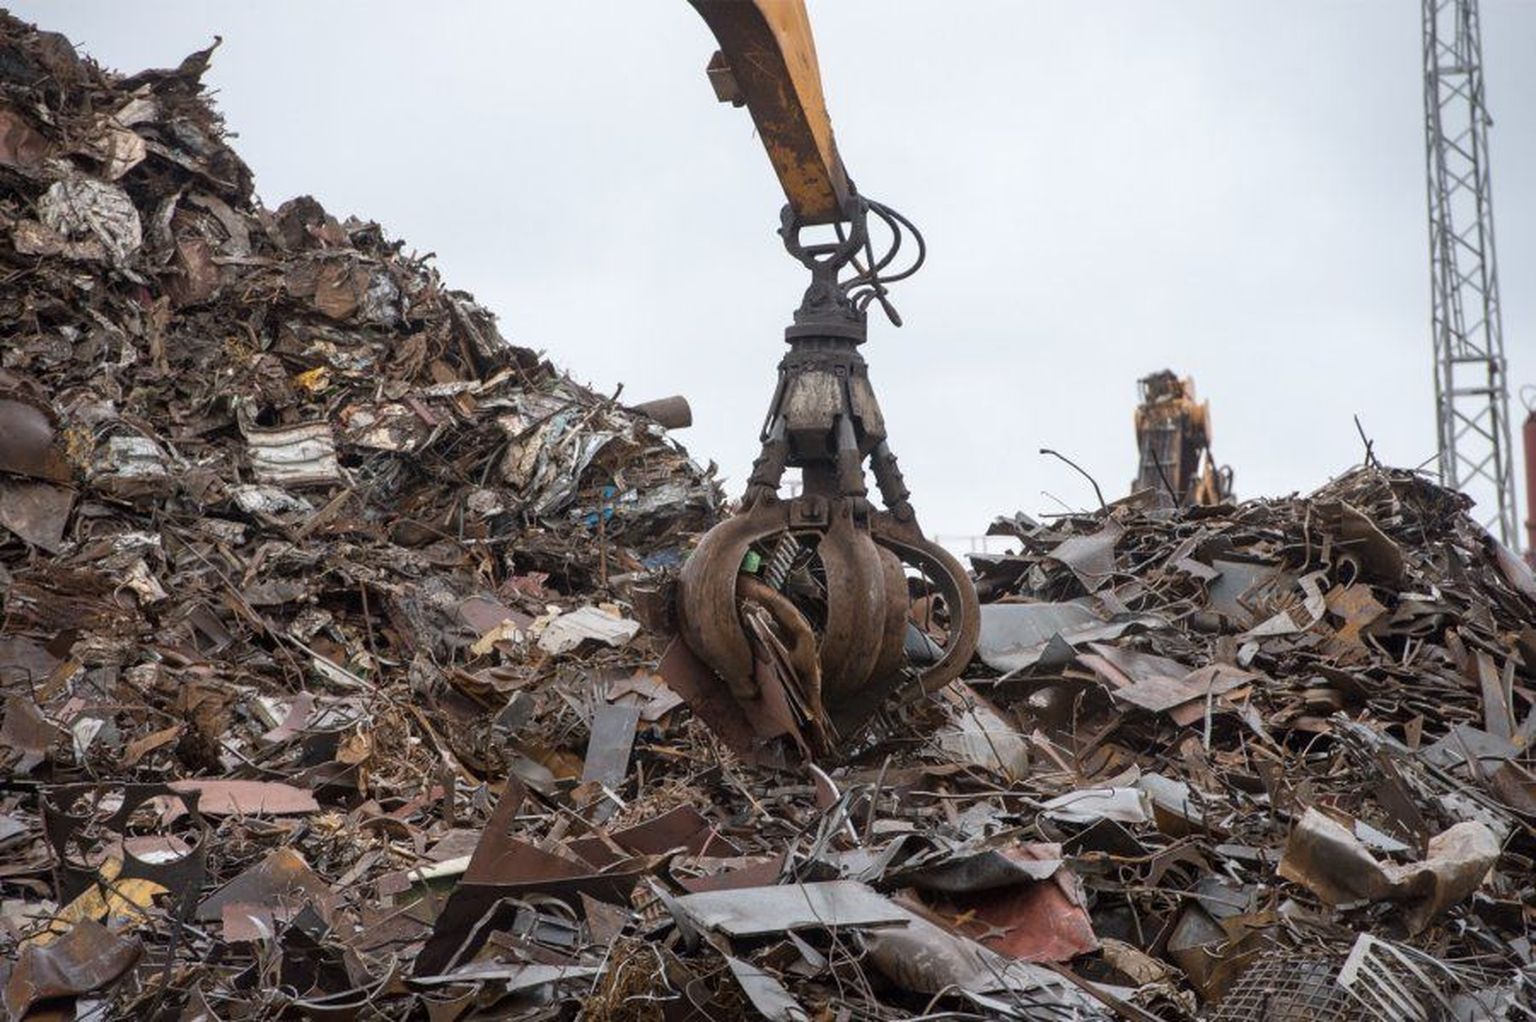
[742,550,763,573]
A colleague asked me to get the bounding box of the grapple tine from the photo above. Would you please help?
[822,541,911,740]
[869,544,912,691]
[676,500,789,702]
[872,519,981,700]
[815,508,892,704]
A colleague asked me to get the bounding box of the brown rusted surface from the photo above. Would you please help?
[195,847,333,927]
[626,394,692,430]
[676,500,790,703]
[4,919,140,1019]
[166,779,319,816]
[872,514,981,700]
[0,103,49,168]
[0,394,73,484]
[1,9,1535,1020]
[1525,410,1536,564]
[676,491,979,757]
[0,479,74,552]
[813,508,897,707]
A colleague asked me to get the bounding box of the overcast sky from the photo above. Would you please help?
[23,1,1535,548]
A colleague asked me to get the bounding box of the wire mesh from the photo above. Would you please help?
[1206,950,1360,1022]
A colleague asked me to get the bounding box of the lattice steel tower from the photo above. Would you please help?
[1422,0,1519,548]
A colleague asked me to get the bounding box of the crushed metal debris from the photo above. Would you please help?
[2,14,1536,1022]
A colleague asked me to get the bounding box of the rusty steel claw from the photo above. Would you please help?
[676,498,790,704]
[677,496,907,733]
[872,515,981,701]
[815,505,897,706]
[674,191,980,756]
[677,494,980,751]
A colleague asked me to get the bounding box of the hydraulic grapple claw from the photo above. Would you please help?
[674,196,980,757]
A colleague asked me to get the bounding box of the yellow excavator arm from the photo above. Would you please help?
[689,0,852,224]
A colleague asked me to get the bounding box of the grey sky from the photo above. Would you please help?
[22,1,1535,545]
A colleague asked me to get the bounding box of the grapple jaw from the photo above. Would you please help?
[674,197,979,759]
[677,496,977,758]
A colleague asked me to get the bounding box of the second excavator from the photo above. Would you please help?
[671,0,979,759]
[1132,370,1234,508]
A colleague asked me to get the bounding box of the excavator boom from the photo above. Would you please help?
[689,0,851,223]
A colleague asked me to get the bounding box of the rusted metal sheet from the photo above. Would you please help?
[0,393,73,483]
[0,479,75,552]
[4,919,140,1019]
[166,779,319,816]
[196,847,333,926]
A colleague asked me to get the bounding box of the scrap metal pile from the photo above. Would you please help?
[4,16,1536,1022]
[959,465,1536,1019]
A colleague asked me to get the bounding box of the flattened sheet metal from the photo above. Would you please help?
[1205,559,1281,627]
[167,779,319,816]
[1043,521,1122,592]
[977,602,1164,674]
[605,804,735,858]
[671,880,908,937]
[955,874,1100,963]
[724,956,807,1022]
[0,395,72,482]
[0,104,50,169]
[934,682,1029,778]
[196,847,332,924]
[536,605,639,655]
[411,961,599,990]
[0,478,74,551]
[580,702,642,809]
[238,413,343,488]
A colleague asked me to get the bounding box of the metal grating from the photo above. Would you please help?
[1206,950,1360,1022]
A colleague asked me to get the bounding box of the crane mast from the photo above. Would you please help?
[1422,0,1520,549]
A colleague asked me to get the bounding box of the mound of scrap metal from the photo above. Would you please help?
[4,15,1536,1022]
[965,467,1536,1018]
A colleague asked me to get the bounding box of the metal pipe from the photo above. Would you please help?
[1524,409,1536,564]
[627,395,692,430]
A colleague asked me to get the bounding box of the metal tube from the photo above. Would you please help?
[627,395,692,430]
[1524,410,1536,563]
